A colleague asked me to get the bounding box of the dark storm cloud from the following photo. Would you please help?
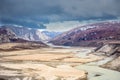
[0,0,120,22]
[0,0,61,16]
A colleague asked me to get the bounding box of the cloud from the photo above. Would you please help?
[44,20,101,32]
[0,0,120,18]
[44,18,120,32]
[62,0,120,18]
[0,0,120,28]
[0,0,61,17]
[44,21,81,32]
[0,17,46,29]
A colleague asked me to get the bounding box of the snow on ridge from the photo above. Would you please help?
[77,19,120,31]
[36,29,50,41]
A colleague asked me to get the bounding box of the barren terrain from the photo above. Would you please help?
[0,44,120,80]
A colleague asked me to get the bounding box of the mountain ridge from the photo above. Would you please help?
[0,25,61,41]
[49,21,120,47]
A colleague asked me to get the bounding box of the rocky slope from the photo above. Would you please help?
[0,28,16,43]
[101,56,120,71]
[0,25,61,41]
[50,21,120,47]
[0,27,48,50]
[93,42,120,71]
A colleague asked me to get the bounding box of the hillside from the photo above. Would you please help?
[0,28,16,43]
[0,25,61,41]
[50,21,120,47]
[93,42,120,71]
[0,27,48,51]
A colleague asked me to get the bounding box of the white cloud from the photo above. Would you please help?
[44,21,80,32]
[44,18,120,32]
[44,20,99,32]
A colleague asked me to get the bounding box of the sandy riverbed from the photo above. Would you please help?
[0,47,120,80]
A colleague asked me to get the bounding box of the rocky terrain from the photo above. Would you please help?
[101,56,120,71]
[0,44,120,80]
[0,25,61,41]
[0,27,48,50]
[0,27,16,43]
[50,21,120,47]
[94,42,120,71]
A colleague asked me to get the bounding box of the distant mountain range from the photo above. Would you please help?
[1,20,120,47]
[49,21,120,47]
[0,25,61,41]
[0,27,48,49]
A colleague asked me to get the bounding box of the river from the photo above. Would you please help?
[74,47,120,80]
[76,65,120,80]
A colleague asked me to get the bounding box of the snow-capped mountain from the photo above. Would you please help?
[0,25,61,41]
[0,27,48,49]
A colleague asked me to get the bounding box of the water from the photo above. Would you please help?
[74,48,120,80]
[76,65,120,80]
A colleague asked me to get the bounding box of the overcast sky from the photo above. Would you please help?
[0,0,120,31]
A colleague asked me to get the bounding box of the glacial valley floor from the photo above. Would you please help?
[0,47,120,80]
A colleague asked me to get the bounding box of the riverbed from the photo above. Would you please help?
[0,47,120,80]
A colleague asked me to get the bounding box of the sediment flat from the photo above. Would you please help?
[0,47,119,80]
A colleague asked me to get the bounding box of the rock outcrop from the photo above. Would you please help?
[101,56,120,71]
[94,42,120,71]
[94,42,120,56]
[0,28,16,43]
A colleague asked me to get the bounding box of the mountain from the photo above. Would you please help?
[49,21,120,47]
[0,27,48,50]
[0,25,61,41]
[0,27,17,43]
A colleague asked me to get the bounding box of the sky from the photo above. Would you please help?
[0,0,120,31]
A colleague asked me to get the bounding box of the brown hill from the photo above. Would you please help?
[50,21,120,47]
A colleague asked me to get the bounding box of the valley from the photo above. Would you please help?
[0,43,120,80]
[0,21,120,80]
[0,0,120,80]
